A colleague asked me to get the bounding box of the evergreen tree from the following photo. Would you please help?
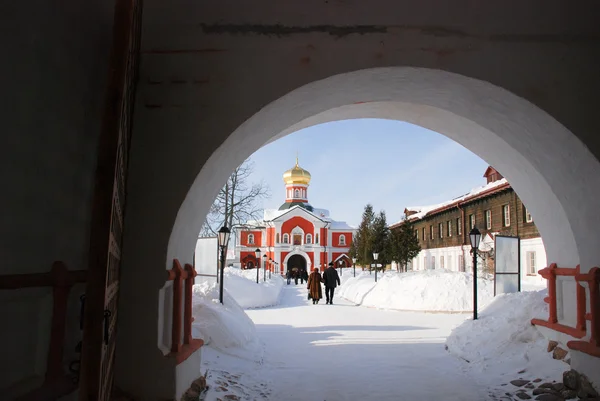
[355,204,375,267]
[389,216,421,272]
[370,211,390,271]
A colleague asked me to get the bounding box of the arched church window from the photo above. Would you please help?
[306,234,312,244]
[247,234,255,244]
[276,233,280,243]
[283,233,289,244]
[315,233,319,244]
[339,235,346,245]
[294,189,300,198]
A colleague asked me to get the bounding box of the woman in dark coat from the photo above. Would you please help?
[307,267,323,304]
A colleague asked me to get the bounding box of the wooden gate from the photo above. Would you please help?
[79,0,142,399]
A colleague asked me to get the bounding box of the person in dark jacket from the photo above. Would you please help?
[301,269,308,284]
[322,262,341,304]
[286,270,291,285]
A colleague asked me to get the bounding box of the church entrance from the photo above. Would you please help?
[287,254,307,277]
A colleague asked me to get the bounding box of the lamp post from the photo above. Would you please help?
[218,225,231,304]
[352,257,357,277]
[263,254,267,282]
[269,259,273,279]
[373,252,379,282]
[254,248,261,284]
[469,227,482,320]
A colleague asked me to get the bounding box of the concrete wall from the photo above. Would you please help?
[0,0,114,396]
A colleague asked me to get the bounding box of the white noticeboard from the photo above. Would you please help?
[494,235,521,296]
[194,236,219,282]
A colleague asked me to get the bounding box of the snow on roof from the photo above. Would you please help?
[328,221,356,230]
[397,178,509,225]
[262,206,354,230]
[312,208,330,218]
[263,208,287,221]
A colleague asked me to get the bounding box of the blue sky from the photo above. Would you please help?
[248,119,489,227]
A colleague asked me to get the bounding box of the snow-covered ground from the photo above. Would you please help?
[191,269,566,400]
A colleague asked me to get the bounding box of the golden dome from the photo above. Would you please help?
[283,157,311,185]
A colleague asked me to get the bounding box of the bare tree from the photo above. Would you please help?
[200,159,270,241]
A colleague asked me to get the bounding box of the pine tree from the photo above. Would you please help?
[355,204,375,267]
[389,216,421,272]
[370,211,390,271]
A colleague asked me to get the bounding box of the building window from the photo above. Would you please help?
[485,210,492,230]
[469,214,475,230]
[527,251,537,275]
[306,234,312,244]
[431,256,436,269]
[315,233,319,244]
[422,227,425,241]
[415,229,419,240]
[457,218,462,236]
[447,220,452,237]
[294,189,300,198]
[440,256,445,269]
[439,223,443,238]
[247,234,255,244]
[430,225,434,240]
[458,255,465,272]
[283,233,289,244]
[276,233,280,243]
[525,207,533,223]
[339,235,346,246]
[503,205,511,227]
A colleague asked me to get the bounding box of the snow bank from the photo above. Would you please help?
[222,267,284,308]
[446,289,567,380]
[191,281,261,360]
[337,271,377,304]
[340,269,494,312]
[189,268,283,359]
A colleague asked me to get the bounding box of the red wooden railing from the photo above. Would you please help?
[531,264,586,339]
[532,264,600,359]
[567,267,600,357]
[0,261,87,401]
[165,259,204,364]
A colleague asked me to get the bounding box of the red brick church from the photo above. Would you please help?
[234,158,355,275]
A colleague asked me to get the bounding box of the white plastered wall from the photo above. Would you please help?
[166,68,600,393]
[119,67,600,397]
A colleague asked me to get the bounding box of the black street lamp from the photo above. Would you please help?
[352,257,357,277]
[263,254,267,282]
[254,248,261,284]
[218,225,231,304]
[373,252,379,282]
[469,227,482,320]
[269,259,273,279]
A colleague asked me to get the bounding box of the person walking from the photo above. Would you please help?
[323,262,341,305]
[286,270,291,285]
[301,269,308,284]
[307,267,323,304]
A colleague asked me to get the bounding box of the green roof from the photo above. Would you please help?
[278,202,314,212]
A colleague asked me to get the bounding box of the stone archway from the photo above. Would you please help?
[286,254,307,275]
[169,67,600,272]
[283,250,313,272]
[121,67,600,399]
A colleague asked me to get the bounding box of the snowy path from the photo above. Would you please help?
[201,284,492,401]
